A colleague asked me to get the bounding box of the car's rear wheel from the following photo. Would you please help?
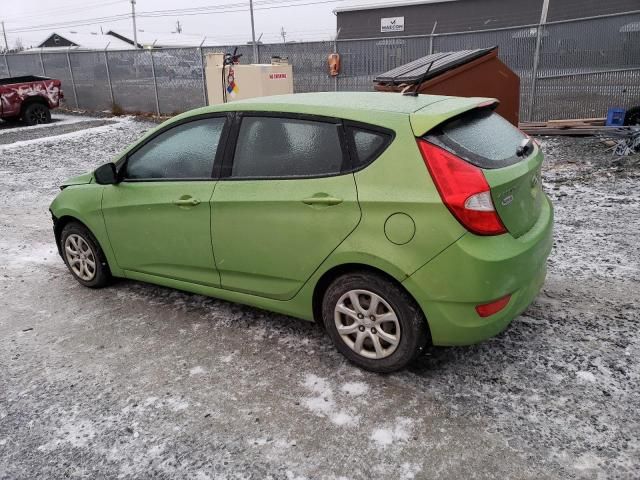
[60,222,111,288]
[321,271,429,373]
[22,103,51,126]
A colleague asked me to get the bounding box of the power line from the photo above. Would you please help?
[138,0,350,18]
[7,15,132,34]
[2,0,127,23]
[6,0,347,33]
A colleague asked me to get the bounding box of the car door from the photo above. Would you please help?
[210,113,361,300]
[102,115,228,287]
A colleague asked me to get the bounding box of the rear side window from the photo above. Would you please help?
[346,126,393,169]
[231,116,345,178]
[426,109,528,169]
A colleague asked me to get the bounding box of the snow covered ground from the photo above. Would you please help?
[0,117,638,479]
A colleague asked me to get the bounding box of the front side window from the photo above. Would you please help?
[126,117,225,180]
[231,116,345,178]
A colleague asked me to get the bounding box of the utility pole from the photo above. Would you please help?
[528,0,550,121]
[280,26,286,44]
[249,0,258,63]
[1,21,8,51]
[130,0,139,48]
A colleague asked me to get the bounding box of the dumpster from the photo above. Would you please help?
[374,47,520,126]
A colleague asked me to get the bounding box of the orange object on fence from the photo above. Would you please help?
[328,53,340,76]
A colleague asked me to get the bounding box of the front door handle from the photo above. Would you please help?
[173,196,201,207]
[302,195,343,206]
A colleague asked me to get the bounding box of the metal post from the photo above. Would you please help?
[428,21,437,55]
[199,38,208,106]
[333,28,340,92]
[66,49,79,108]
[104,47,115,107]
[130,0,139,48]
[249,0,258,63]
[149,49,160,116]
[528,0,550,121]
[39,49,46,76]
[1,21,8,51]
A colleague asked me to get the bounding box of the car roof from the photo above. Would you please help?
[194,92,453,117]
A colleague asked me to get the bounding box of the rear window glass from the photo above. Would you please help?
[426,109,528,169]
[346,126,393,169]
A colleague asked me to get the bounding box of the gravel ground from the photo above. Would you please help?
[0,117,638,479]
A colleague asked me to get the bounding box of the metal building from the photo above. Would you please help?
[335,0,640,39]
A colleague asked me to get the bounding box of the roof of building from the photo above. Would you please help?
[334,0,457,14]
[35,32,134,50]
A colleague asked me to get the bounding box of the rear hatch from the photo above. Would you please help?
[414,101,543,238]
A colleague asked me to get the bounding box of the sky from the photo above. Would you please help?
[0,0,418,48]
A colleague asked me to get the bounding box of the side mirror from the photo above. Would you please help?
[94,163,118,185]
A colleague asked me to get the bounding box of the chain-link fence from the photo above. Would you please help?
[2,11,638,121]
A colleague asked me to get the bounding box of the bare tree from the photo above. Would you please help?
[13,37,24,52]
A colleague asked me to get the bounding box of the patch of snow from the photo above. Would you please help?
[399,463,422,480]
[340,381,369,396]
[301,374,359,427]
[576,371,596,383]
[0,117,132,151]
[219,353,235,363]
[37,418,96,451]
[370,417,413,448]
[573,453,602,471]
[189,366,206,376]
[166,398,189,412]
[2,243,59,269]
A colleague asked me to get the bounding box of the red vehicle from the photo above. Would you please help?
[0,75,63,126]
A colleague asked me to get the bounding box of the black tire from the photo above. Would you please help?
[322,271,429,373]
[22,103,51,126]
[60,222,112,288]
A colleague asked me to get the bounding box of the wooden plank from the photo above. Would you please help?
[520,125,622,136]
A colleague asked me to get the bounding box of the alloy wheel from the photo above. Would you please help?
[64,234,97,281]
[334,289,401,359]
[28,107,48,124]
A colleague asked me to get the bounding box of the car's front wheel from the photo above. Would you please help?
[322,271,429,373]
[60,222,111,288]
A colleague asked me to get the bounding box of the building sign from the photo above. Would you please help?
[381,17,405,33]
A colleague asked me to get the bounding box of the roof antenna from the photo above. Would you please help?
[403,60,434,97]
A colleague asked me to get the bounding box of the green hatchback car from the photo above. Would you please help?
[50,92,553,372]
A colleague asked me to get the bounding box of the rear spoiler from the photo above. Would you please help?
[410,97,499,137]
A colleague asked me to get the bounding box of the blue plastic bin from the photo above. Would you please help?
[606,108,626,126]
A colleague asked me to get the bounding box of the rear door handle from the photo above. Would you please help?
[302,195,343,206]
[173,197,201,207]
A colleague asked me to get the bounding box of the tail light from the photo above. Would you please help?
[417,139,506,236]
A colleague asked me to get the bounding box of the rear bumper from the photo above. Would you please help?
[403,194,554,346]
